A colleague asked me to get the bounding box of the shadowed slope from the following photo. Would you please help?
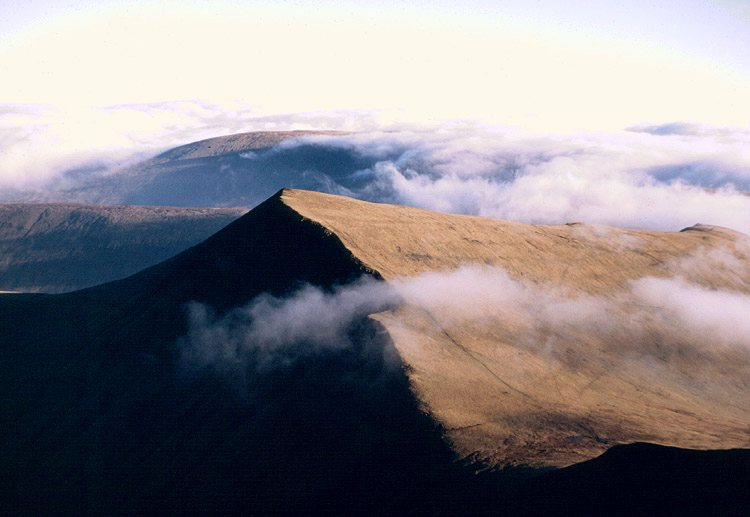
[510,442,750,515]
[0,191,469,514]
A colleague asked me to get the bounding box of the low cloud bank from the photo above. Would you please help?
[180,244,750,392]
[399,265,750,364]
[3,104,749,234]
[309,125,750,233]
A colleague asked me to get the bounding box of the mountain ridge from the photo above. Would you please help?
[151,129,349,162]
[1,188,748,513]
[272,189,750,467]
[0,203,246,292]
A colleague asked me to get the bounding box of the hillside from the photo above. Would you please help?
[280,189,750,467]
[1,189,748,513]
[61,130,357,207]
[0,203,245,292]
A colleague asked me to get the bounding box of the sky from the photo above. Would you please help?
[0,0,749,232]
[1,0,749,129]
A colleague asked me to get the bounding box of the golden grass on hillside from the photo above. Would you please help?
[281,189,750,467]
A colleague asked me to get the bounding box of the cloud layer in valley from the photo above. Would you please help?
[313,124,750,233]
[0,103,380,196]
[2,105,749,234]
[0,101,262,192]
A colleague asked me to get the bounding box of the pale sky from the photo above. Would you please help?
[1,0,748,130]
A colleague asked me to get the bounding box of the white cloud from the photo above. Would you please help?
[0,102,243,190]
[317,125,750,233]
[178,277,399,386]
[179,252,750,392]
[632,276,750,352]
[2,108,749,235]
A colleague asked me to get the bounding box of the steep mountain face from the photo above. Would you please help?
[0,192,460,514]
[1,189,748,514]
[0,204,245,292]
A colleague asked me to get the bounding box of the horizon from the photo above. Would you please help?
[2,1,749,127]
[1,1,749,233]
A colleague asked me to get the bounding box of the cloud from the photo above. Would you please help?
[0,102,223,192]
[307,125,750,233]
[392,263,750,363]
[0,102,383,196]
[178,277,400,389]
[2,107,749,235]
[626,122,750,138]
[631,276,750,353]
[179,243,750,394]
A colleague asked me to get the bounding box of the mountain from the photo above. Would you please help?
[1,189,748,514]
[284,189,750,467]
[0,203,246,292]
[58,130,359,207]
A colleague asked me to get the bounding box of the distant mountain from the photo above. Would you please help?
[59,130,363,207]
[0,203,245,292]
[1,190,748,514]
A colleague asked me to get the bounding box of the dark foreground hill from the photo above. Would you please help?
[0,204,245,292]
[1,190,748,515]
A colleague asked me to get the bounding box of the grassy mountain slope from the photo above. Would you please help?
[1,189,748,514]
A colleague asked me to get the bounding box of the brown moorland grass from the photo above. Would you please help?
[281,188,750,468]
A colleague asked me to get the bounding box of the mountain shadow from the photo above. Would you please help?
[0,191,486,514]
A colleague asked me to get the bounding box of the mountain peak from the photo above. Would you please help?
[2,188,749,512]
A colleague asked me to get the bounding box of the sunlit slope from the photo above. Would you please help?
[281,188,750,467]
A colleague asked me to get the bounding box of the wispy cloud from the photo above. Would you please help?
[178,277,399,390]
[179,240,750,394]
